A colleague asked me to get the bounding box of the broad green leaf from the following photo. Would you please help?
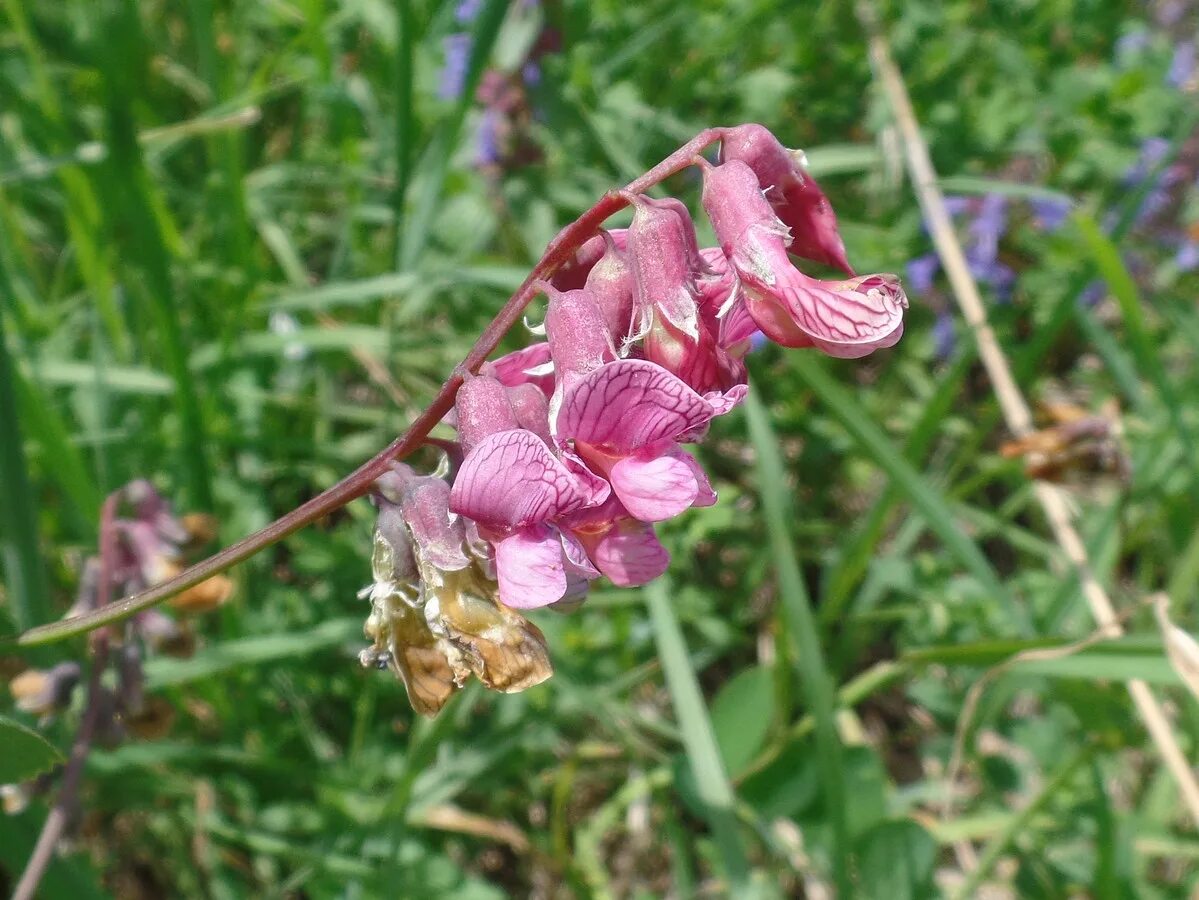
[856,819,937,900]
[710,665,775,777]
[0,714,65,783]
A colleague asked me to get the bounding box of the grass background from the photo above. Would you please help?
[3,0,1199,896]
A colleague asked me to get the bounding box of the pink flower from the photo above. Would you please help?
[700,158,906,358]
[719,123,854,276]
[551,228,629,290]
[449,375,603,608]
[623,193,747,411]
[481,342,555,397]
[553,358,716,522]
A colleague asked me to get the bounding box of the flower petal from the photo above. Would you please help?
[743,261,906,358]
[494,525,567,608]
[556,359,713,453]
[483,342,555,396]
[592,520,670,587]
[399,477,470,571]
[450,430,587,529]
[608,449,699,522]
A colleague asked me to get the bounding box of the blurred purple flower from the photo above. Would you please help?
[906,253,941,295]
[1177,241,1199,271]
[522,61,541,86]
[1030,196,1071,231]
[476,108,502,166]
[1079,280,1106,307]
[1124,138,1171,186]
[439,33,472,99]
[1115,30,1150,65]
[456,0,483,22]
[932,312,956,361]
[968,194,1009,267]
[1168,41,1196,87]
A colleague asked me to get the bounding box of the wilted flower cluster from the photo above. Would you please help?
[4,481,231,814]
[361,124,908,714]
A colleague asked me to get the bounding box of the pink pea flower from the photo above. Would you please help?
[719,123,854,276]
[449,375,603,608]
[700,158,906,358]
[554,357,717,522]
[624,193,747,412]
[482,341,555,397]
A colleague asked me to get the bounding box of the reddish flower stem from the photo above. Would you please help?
[19,128,726,647]
[12,493,118,900]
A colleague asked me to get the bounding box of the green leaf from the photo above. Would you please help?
[645,579,754,896]
[0,714,65,783]
[856,819,937,900]
[710,665,775,778]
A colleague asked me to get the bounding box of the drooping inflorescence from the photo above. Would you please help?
[360,124,909,715]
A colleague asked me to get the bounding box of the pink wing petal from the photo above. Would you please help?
[560,449,612,507]
[484,342,555,396]
[592,520,670,587]
[556,359,713,453]
[559,528,600,578]
[608,449,700,522]
[450,430,588,529]
[742,255,907,357]
[494,525,567,608]
[671,447,717,507]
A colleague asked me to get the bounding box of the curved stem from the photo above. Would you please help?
[12,493,118,900]
[19,128,726,647]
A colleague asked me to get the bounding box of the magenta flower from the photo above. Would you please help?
[718,122,854,276]
[582,231,636,347]
[554,359,716,522]
[701,158,906,358]
[449,375,603,608]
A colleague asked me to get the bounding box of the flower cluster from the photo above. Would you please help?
[360,124,908,714]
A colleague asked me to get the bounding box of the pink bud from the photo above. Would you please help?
[719,123,854,276]
[626,193,702,339]
[551,228,629,290]
[582,232,636,346]
[543,285,617,378]
[454,374,518,453]
[701,159,906,357]
[506,382,553,447]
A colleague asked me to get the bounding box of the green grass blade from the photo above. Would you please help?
[0,307,51,632]
[94,1,213,509]
[644,578,754,896]
[398,0,510,269]
[392,0,416,269]
[744,386,852,896]
[954,749,1089,900]
[784,353,1009,603]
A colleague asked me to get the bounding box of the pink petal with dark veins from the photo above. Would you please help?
[556,359,713,453]
[450,429,588,530]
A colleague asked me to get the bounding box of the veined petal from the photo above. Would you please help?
[742,251,907,357]
[494,525,567,608]
[608,449,699,522]
[450,430,588,529]
[556,359,713,453]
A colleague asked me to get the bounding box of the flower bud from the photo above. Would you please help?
[455,374,518,454]
[719,123,853,275]
[582,231,635,347]
[543,286,617,379]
